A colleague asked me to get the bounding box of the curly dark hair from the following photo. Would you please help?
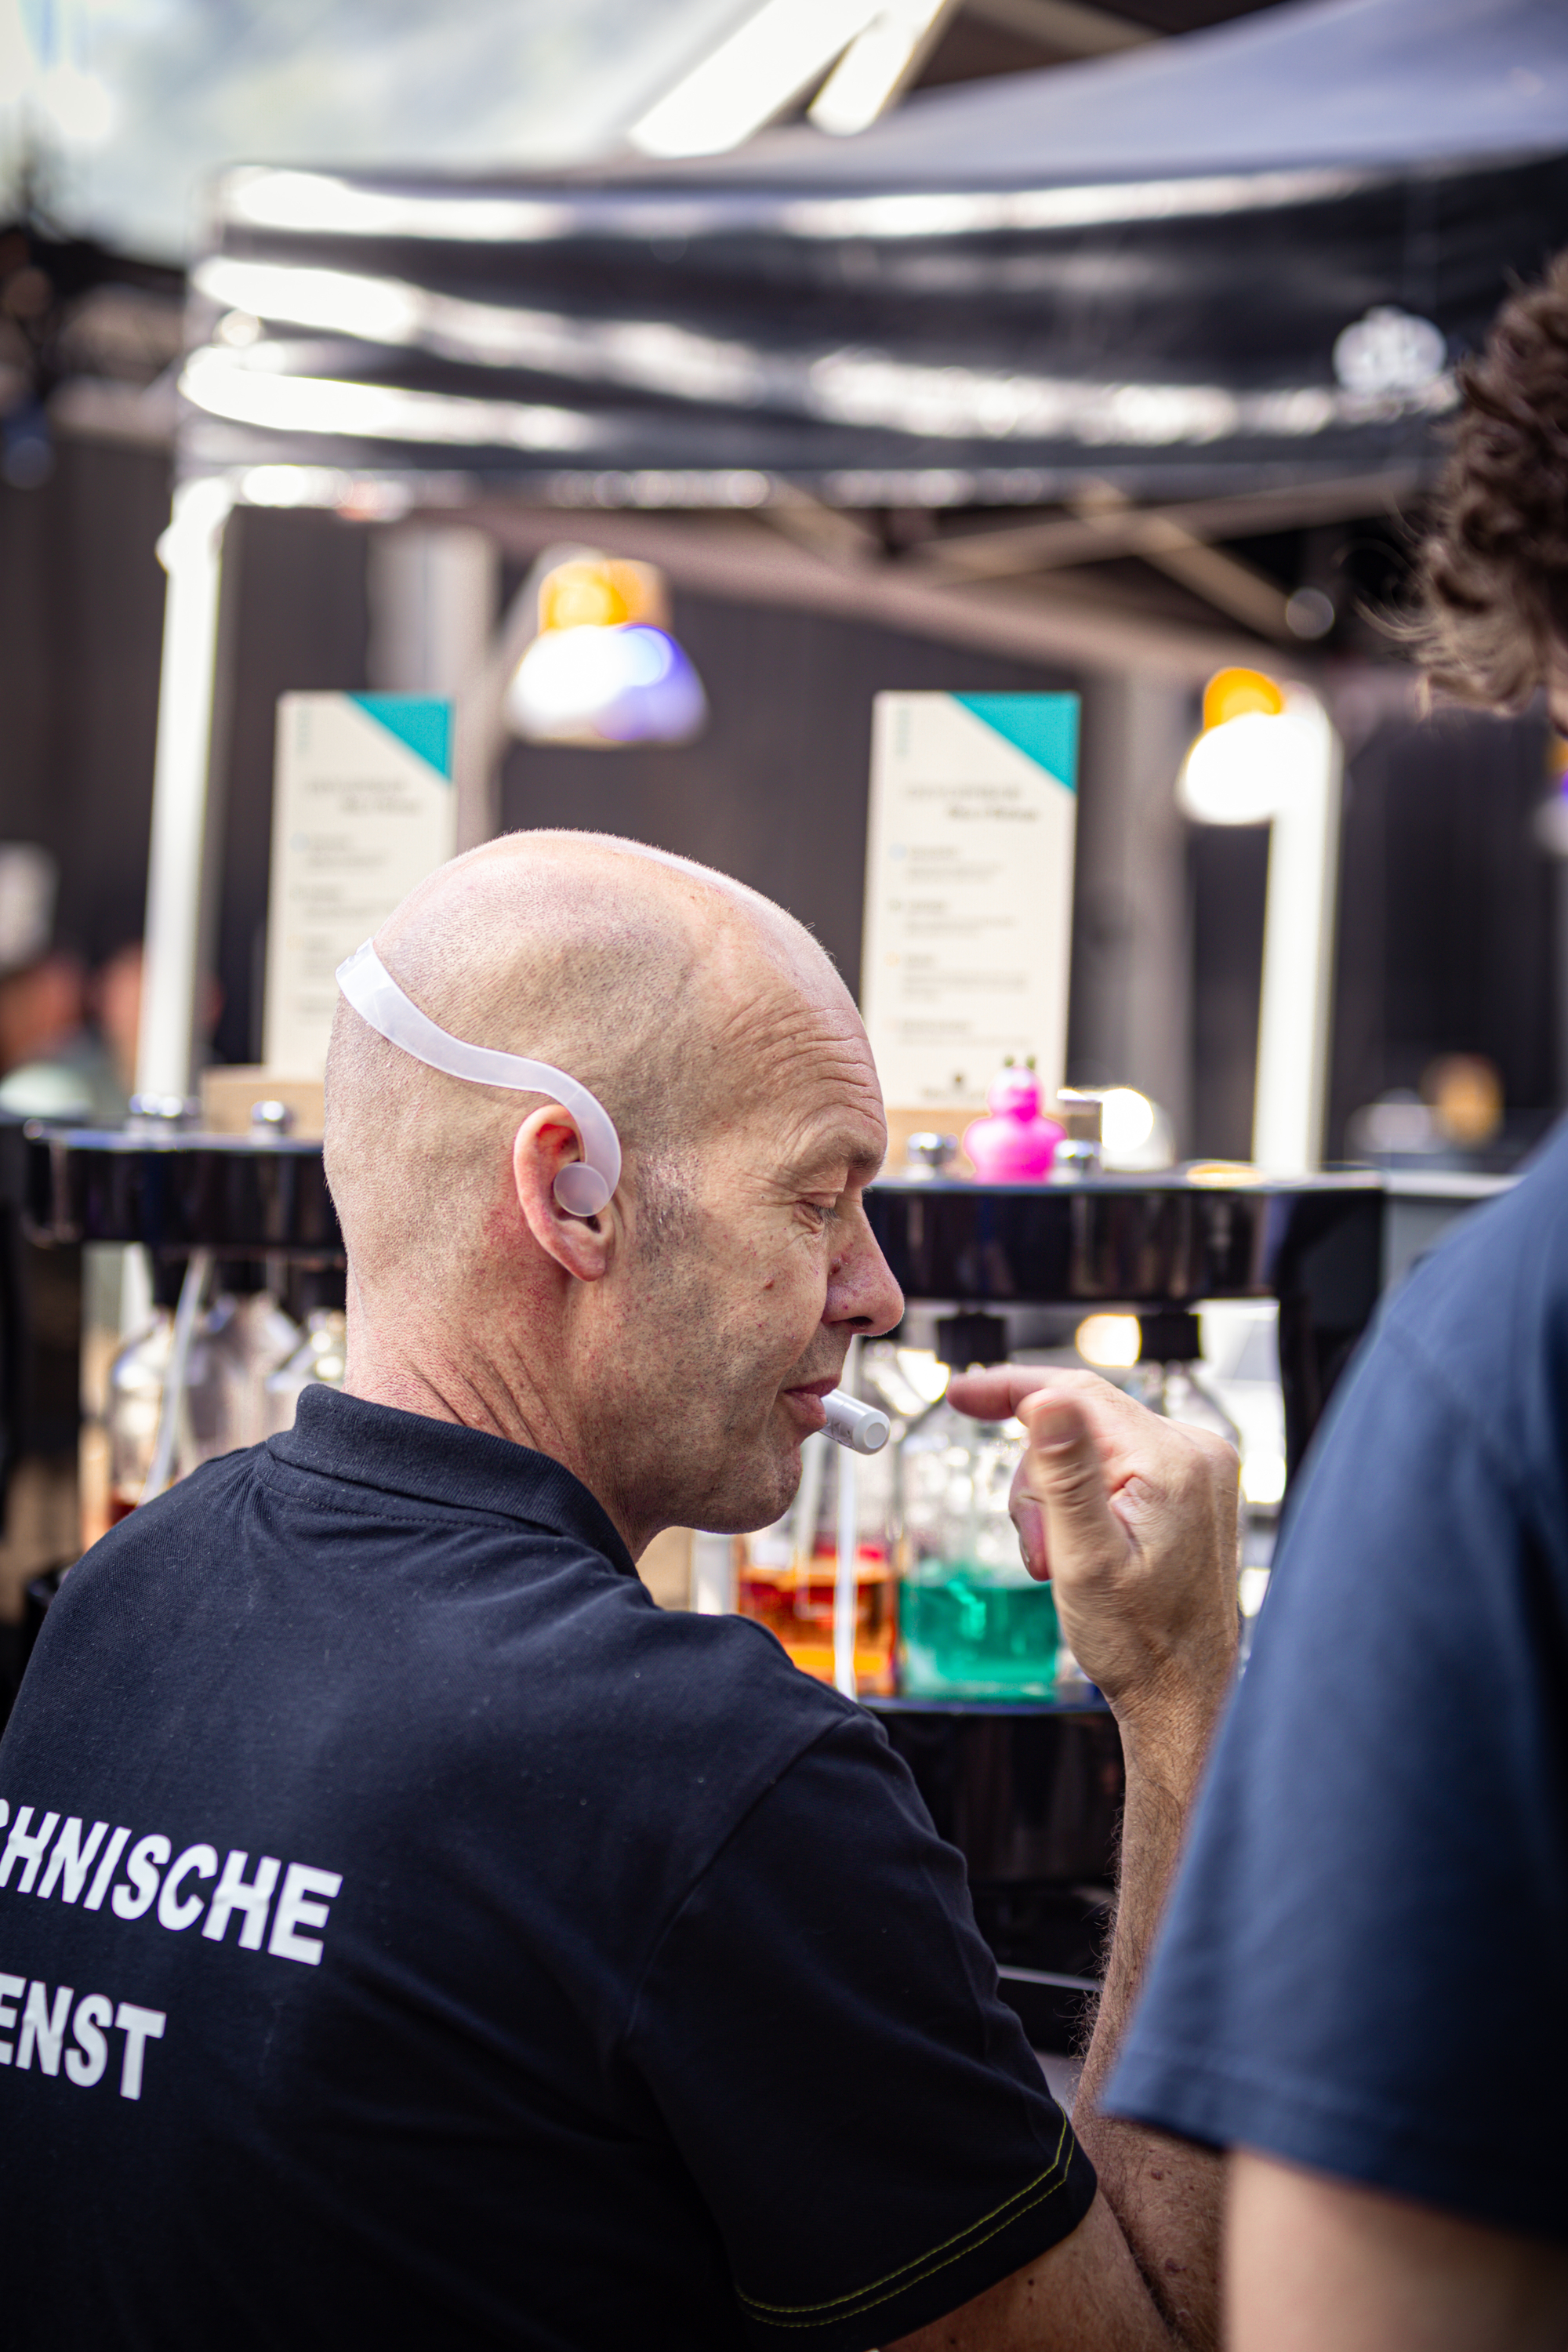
[1409,252,1568,708]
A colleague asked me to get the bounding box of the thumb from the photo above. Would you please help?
[1013,1393,1125,1584]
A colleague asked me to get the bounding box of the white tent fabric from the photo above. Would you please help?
[698,0,1568,184]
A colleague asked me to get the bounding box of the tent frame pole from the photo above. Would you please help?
[136,478,236,1103]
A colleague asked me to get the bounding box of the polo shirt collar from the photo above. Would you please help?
[271,1385,639,1581]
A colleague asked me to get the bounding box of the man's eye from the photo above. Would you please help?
[798,1198,834,1227]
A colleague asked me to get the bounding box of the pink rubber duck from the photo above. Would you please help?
[963,1063,1064,1182]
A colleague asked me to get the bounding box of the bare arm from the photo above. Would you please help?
[891,1370,1239,2352]
[1228,2151,1568,2352]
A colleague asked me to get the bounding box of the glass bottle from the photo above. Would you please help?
[194,1280,300,1460]
[896,1399,1060,1699]
[107,1304,176,1524]
[263,1309,348,1436]
[735,1427,898,1693]
[1126,1313,1242,1452]
[106,1263,299,1519]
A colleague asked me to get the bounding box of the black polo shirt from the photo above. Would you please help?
[0,1387,1094,2350]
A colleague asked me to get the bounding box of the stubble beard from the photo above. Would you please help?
[608,1260,811,1541]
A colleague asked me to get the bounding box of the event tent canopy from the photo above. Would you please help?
[180,0,1568,507]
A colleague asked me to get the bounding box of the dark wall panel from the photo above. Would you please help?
[0,438,169,961]
[1328,706,1555,1150]
[1189,825,1269,1162]
[1187,704,1559,1166]
[211,506,370,1066]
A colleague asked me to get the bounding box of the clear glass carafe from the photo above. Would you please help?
[897,1402,1060,1698]
[263,1310,348,1437]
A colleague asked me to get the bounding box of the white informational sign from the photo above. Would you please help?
[263,692,456,1076]
[861,691,1079,1109]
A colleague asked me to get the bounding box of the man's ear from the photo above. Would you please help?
[511,1106,615,1281]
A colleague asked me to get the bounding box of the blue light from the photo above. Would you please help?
[597,628,706,743]
[506,622,707,746]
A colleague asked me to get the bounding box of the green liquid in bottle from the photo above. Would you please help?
[898,1564,1060,1698]
[896,1403,1063,1698]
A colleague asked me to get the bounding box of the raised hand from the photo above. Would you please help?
[946,1367,1239,1733]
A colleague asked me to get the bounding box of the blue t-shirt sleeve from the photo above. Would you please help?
[622,1711,1097,2350]
[1106,1274,1568,2242]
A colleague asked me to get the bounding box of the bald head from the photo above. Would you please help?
[325,829,848,1296]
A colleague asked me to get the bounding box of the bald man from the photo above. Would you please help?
[0,833,1236,2352]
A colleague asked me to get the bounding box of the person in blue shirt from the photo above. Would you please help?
[1098,252,1568,2349]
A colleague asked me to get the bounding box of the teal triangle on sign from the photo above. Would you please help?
[347,694,453,779]
[953,692,1079,790]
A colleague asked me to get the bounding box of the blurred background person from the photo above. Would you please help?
[0,948,86,1093]
[0,936,141,1124]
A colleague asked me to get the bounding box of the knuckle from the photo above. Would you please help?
[1174,1427,1235,1482]
[1044,1472,1111,1528]
[1045,1458,1099,1504]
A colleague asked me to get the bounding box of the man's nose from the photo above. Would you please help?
[829,1215,904,1338]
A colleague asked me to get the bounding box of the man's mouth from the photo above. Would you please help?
[779,1376,838,1434]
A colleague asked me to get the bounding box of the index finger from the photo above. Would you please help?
[946,1366,1062,1421]
[948,1364,1196,1490]
[949,1365,1132,1425]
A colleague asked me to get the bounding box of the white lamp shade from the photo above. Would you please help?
[505,622,706,746]
[1178,709,1315,827]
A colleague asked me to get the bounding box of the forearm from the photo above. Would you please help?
[939,1366,1240,2348]
[1072,1686,1230,2352]
[1229,2151,1568,2352]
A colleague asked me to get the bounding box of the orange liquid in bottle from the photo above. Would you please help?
[737,1548,898,1695]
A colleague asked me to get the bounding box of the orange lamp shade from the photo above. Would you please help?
[537,557,668,635]
[1203,666,1285,732]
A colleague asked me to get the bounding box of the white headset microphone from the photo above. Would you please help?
[334,943,887,1455]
